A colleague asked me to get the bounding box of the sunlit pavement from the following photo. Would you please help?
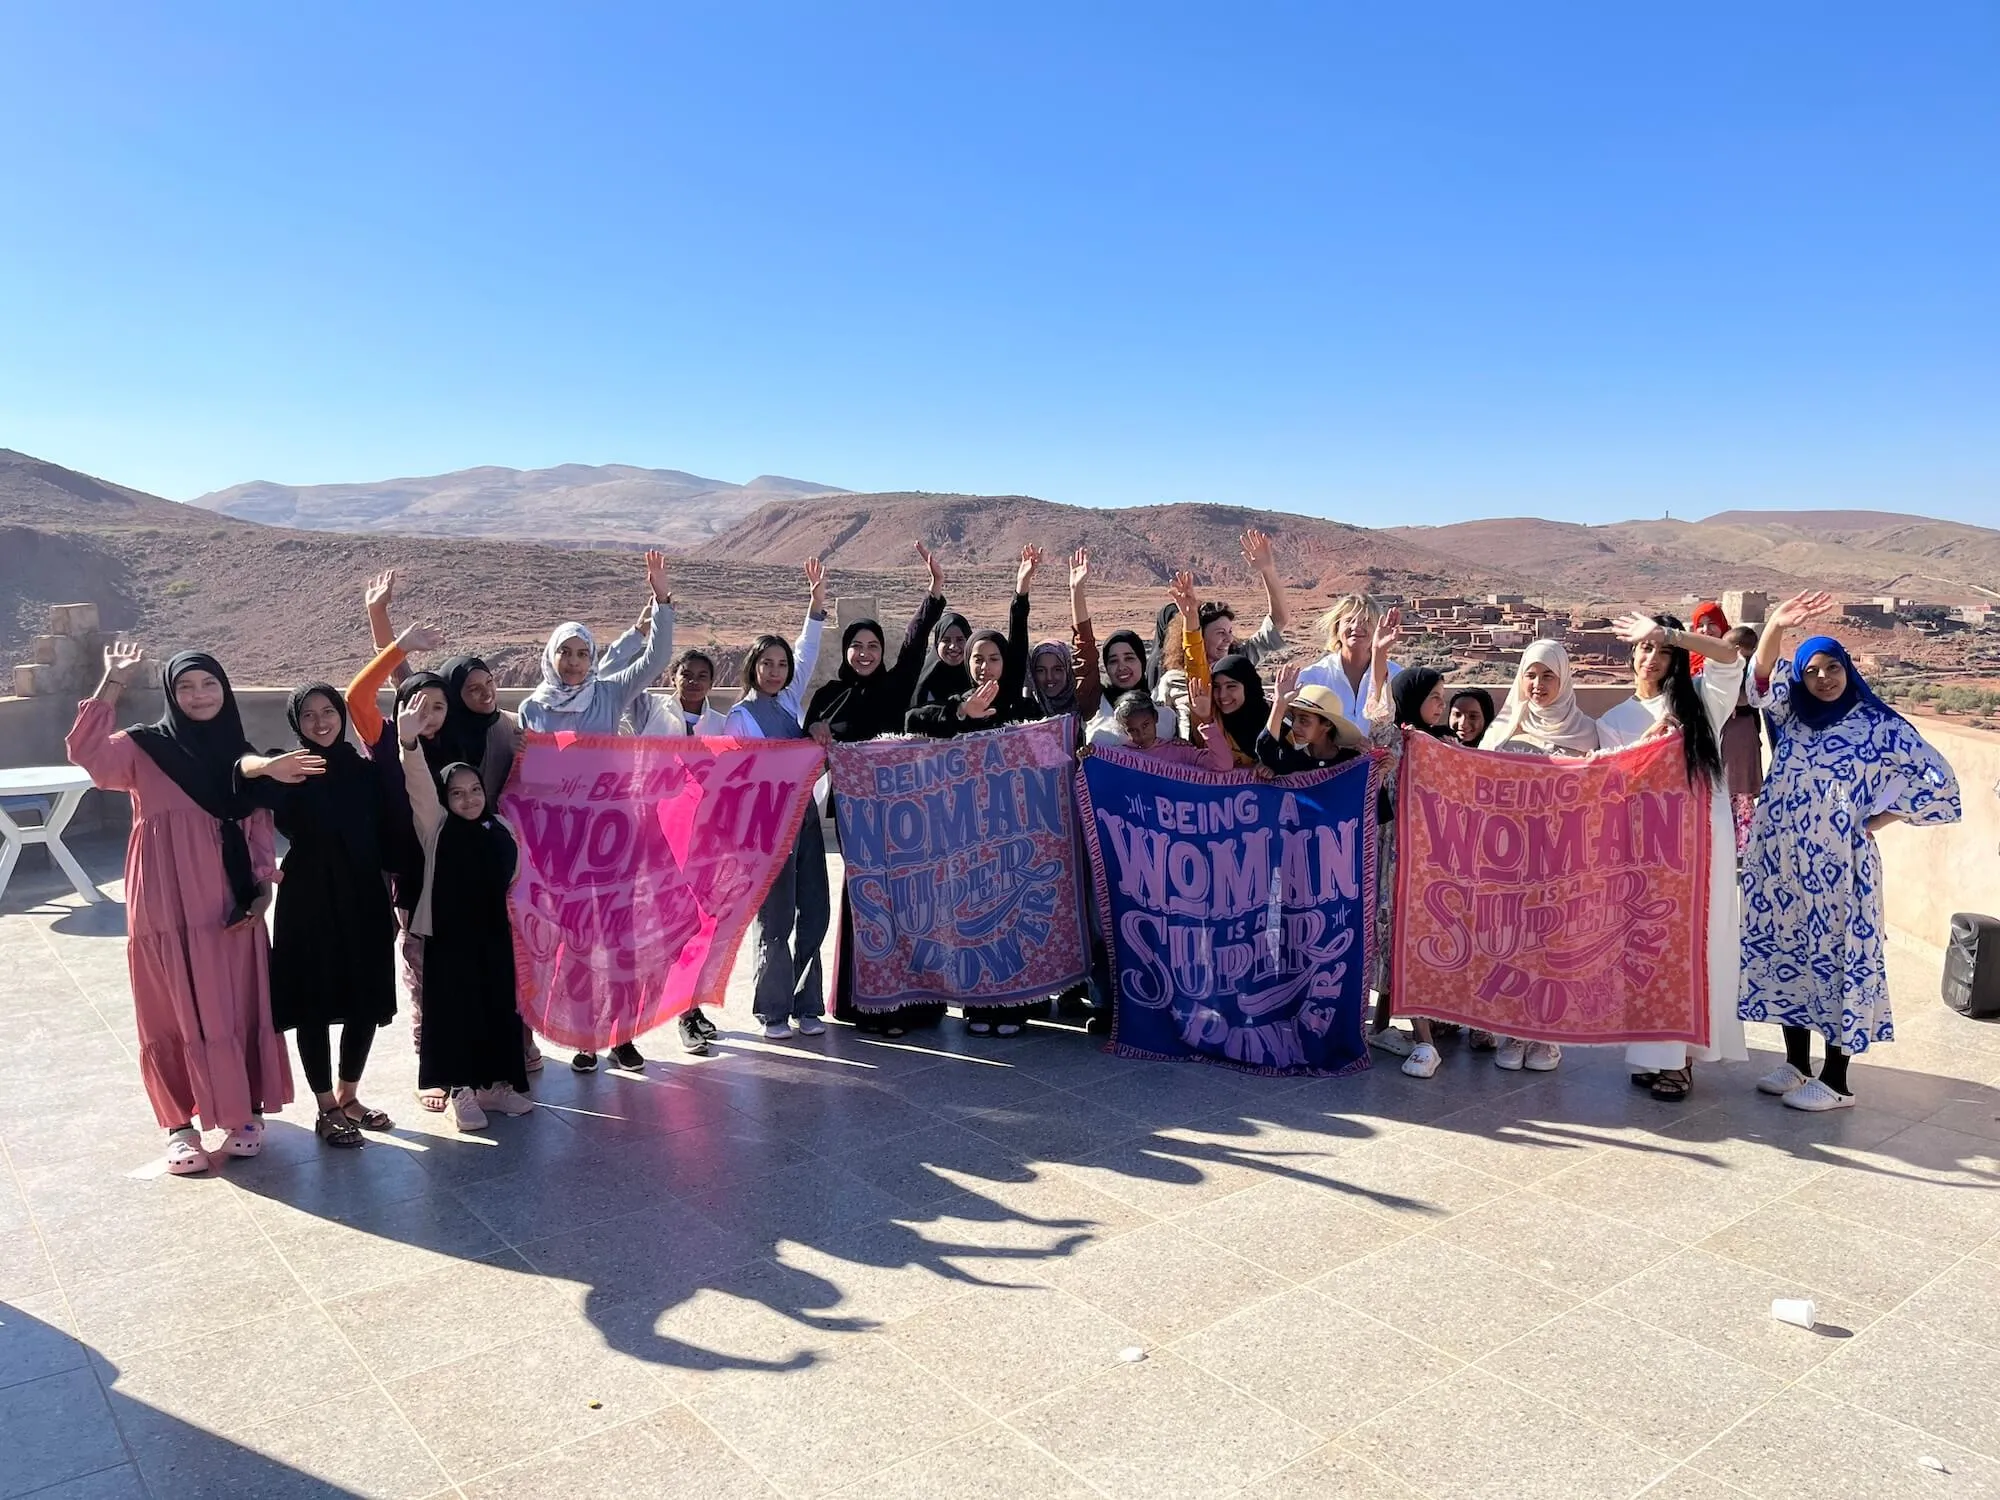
[5,836,2000,1499]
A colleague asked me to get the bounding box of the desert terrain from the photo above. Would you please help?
[6,449,1997,700]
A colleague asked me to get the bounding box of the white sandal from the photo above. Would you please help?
[1782,1078,1855,1112]
[221,1117,265,1157]
[164,1129,210,1176]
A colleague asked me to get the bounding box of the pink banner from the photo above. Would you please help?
[501,731,825,1050]
[1392,732,1710,1047]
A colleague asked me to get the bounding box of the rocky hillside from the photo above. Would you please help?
[695,490,1533,599]
[1389,512,2000,602]
[193,463,847,549]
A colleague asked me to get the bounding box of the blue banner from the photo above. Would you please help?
[827,718,1091,1011]
[1078,747,1379,1075]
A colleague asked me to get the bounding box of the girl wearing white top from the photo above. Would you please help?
[1297,593,1401,729]
[724,561,832,1039]
[1594,612,1750,1102]
[1477,640,1600,1072]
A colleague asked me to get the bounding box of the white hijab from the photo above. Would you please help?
[526,621,597,715]
[1482,640,1599,754]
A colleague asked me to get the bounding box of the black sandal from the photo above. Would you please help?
[340,1100,394,1131]
[1630,1071,1660,1089]
[315,1108,363,1148]
[1649,1066,1693,1103]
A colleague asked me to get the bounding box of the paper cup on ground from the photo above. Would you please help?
[1771,1297,1818,1329]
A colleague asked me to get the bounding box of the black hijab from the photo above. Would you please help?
[435,655,500,768]
[1448,687,1495,745]
[430,762,517,938]
[912,611,973,709]
[128,651,259,921]
[1147,603,1180,690]
[1100,629,1149,696]
[1393,667,1452,737]
[396,671,454,785]
[278,683,382,871]
[1210,654,1269,755]
[805,619,901,742]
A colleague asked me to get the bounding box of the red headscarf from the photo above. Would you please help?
[1689,601,1729,673]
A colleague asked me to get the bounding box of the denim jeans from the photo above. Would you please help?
[751,812,829,1024]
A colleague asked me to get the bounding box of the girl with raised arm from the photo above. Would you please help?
[1739,592,1961,1110]
[399,696,531,1133]
[725,560,833,1041]
[805,542,948,743]
[520,550,677,737]
[906,546,1044,737]
[1595,609,1752,1103]
[346,605,454,1106]
[1254,663,1371,774]
[237,685,399,1146]
[1298,592,1400,728]
[519,550,676,1070]
[67,643,292,1173]
[809,544,948,1037]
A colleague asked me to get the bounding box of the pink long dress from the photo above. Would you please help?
[67,698,294,1132]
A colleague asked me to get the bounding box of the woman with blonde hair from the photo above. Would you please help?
[1299,593,1401,729]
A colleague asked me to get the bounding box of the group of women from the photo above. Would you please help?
[66,534,1962,1172]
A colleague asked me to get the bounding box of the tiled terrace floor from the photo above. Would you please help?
[5,838,2000,1500]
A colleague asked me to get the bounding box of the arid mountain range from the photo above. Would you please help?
[195,465,848,548]
[5,448,1995,687]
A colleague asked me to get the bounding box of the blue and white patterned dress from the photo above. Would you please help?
[1738,661,1960,1052]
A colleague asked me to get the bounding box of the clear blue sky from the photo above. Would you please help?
[2,3,1994,525]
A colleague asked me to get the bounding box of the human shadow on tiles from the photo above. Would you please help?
[215,1016,1411,1390]
[0,1300,380,1500]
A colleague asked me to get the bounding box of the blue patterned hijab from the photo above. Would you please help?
[1789,635,1897,732]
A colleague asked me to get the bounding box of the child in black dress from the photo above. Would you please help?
[398,699,530,1133]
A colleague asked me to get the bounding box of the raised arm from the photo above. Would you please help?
[397,699,444,842]
[889,544,949,701]
[1003,545,1040,701]
[596,551,676,703]
[1187,681,1232,771]
[346,622,441,746]
[1170,572,1211,710]
[364,569,411,687]
[1266,663,1300,743]
[1241,527,1289,634]
[66,638,147,790]
[1752,591,1838,690]
[792,558,829,694]
[1067,549,1104,718]
[596,603,653,677]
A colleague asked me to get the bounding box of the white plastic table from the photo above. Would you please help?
[0,765,105,906]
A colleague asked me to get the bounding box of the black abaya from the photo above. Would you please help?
[416,811,526,1094]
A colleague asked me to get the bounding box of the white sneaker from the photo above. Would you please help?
[479,1083,535,1117]
[1368,1026,1416,1058]
[448,1089,489,1131]
[1523,1041,1562,1072]
[1782,1078,1854,1112]
[221,1117,265,1157]
[164,1130,210,1176]
[1402,1044,1441,1079]
[1494,1038,1527,1071]
[795,1015,826,1037]
[1756,1062,1809,1096]
[762,1022,793,1041]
